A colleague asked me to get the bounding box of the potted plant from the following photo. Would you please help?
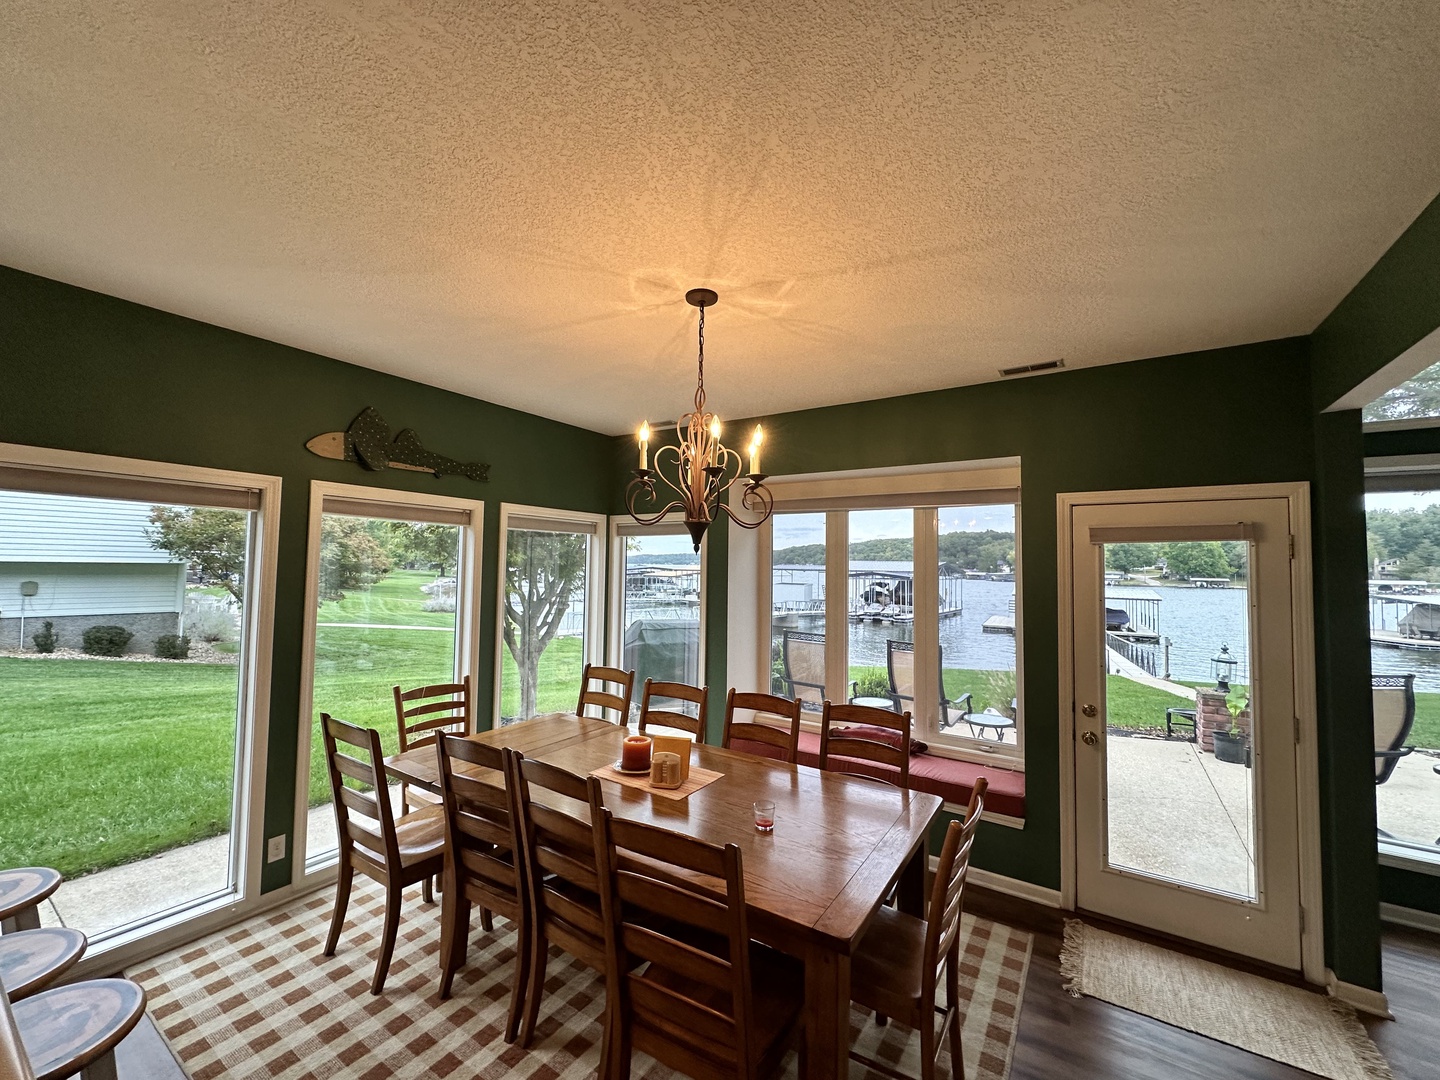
[1212,702,1249,764]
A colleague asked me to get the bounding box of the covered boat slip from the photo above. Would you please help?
[1371,593,1440,650]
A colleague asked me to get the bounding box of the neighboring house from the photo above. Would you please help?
[0,491,185,652]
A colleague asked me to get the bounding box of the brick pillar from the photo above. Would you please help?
[1195,689,1250,752]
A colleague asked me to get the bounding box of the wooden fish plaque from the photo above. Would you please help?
[306,407,489,482]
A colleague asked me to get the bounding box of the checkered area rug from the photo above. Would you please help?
[128,880,1031,1080]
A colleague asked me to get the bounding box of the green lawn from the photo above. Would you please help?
[0,657,240,878]
[316,568,456,628]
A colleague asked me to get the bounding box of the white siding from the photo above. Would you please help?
[0,491,183,564]
[0,563,184,617]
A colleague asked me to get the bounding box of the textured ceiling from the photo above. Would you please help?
[2,2,1439,434]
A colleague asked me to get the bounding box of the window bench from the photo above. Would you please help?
[730,730,1026,819]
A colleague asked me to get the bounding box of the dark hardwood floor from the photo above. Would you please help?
[107,890,1439,1079]
[965,887,1440,1080]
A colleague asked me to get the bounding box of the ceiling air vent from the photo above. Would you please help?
[999,358,1065,377]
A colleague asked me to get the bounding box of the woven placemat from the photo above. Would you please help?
[589,763,725,800]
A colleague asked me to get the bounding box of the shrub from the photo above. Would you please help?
[82,624,133,656]
[32,621,57,653]
[853,669,891,699]
[154,634,191,660]
[184,595,238,643]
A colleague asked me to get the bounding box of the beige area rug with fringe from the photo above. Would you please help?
[1061,921,1391,1080]
[129,880,1032,1080]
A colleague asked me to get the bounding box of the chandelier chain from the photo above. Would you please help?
[694,304,706,413]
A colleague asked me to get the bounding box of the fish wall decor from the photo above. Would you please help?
[306,407,489,483]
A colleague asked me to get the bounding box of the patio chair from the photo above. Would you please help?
[780,630,855,710]
[887,640,973,730]
[1373,674,1417,786]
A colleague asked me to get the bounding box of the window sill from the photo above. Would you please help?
[1379,843,1440,877]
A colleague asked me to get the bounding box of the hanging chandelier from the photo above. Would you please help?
[627,288,773,551]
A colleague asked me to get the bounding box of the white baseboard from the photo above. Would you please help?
[1326,971,1394,1019]
[964,865,1063,908]
[1380,900,1440,934]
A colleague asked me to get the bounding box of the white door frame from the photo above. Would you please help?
[1057,482,1324,986]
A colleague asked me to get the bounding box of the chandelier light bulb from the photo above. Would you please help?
[637,421,650,471]
[710,417,721,439]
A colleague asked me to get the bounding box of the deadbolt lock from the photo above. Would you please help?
[1082,730,1098,746]
[1081,703,1097,717]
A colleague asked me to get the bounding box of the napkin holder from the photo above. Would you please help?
[650,752,684,789]
[650,735,692,784]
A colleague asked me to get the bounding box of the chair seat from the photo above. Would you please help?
[641,941,804,1066]
[0,927,87,1001]
[851,904,929,1010]
[395,804,446,866]
[13,978,147,1080]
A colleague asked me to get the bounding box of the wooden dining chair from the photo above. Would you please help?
[577,664,636,724]
[721,690,803,763]
[320,714,445,995]
[393,675,472,812]
[637,678,708,742]
[508,752,610,1051]
[434,736,528,1040]
[847,779,988,1080]
[588,778,806,1080]
[819,700,913,788]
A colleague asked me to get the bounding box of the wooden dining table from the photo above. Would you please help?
[384,712,943,1080]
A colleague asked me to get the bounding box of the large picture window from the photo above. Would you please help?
[497,505,606,725]
[611,518,704,702]
[296,484,482,873]
[754,463,1023,766]
[1363,461,1440,871]
[0,444,278,956]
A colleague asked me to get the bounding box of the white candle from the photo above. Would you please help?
[638,422,649,471]
[749,425,763,475]
[710,417,721,440]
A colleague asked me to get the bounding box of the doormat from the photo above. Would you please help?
[129,880,1033,1080]
[1060,920,1391,1080]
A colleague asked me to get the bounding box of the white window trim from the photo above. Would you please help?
[608,513,707,687]
[293,481,484,884]
[731,459,1024,770]
[0,442,281,975]
[494,503,608,724]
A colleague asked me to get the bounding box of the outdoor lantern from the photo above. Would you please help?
[1211,643,1237,692]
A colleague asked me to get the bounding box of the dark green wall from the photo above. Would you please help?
[1311,192,1440,412]
[0,265,614,892]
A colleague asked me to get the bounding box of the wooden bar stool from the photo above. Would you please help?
[0,929,87,1001]
[12,978,146,1080]
[0,870,61,935]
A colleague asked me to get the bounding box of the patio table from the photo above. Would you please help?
[385,712,942,1080]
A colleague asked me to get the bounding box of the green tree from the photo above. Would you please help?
[1163,541,1231,581]
[1221,540,1249,580]
[146,506,248,602]
[503,531,588,719]
[1104,542,1161,572]
[1363,360,1440,422]
[386,522,458,576]
[319,517,391,601]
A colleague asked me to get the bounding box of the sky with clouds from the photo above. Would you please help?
[772,504,1015,548]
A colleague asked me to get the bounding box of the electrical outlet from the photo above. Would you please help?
[266,835,286,864]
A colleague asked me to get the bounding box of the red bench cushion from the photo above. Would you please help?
[728,730,1025,819]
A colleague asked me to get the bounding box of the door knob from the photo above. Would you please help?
[1082,730,1098,746]
[1081,703,1097,717]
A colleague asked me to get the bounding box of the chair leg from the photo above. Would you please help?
[518,926,550,1047]
[323,859,353,957]
[503,912,531,1045]
[371,881,404,995]
[422,874,433,905]
[875,1011,888,1026]
[480,907,495,933]
[919,1005,937,1080]
[946,961,964,1080]
[437,884,471,1000]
